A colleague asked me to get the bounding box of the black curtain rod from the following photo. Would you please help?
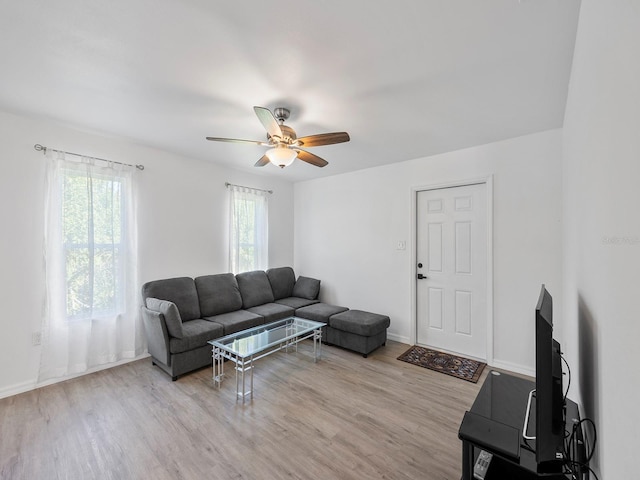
[34,144,145,171]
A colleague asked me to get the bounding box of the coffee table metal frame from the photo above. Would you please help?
[208,317,325,403]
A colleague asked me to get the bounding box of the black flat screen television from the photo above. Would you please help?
[534,284,565,468]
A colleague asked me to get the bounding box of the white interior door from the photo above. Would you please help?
[416,183,488,360]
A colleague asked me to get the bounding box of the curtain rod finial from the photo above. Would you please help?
[34,144,46,154]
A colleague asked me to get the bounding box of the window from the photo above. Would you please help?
[228,185,269,273]
[61,166,126,319]
[39,151,142,382]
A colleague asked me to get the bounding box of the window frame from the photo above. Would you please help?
[229,186,269,274]
[59,165,128,321]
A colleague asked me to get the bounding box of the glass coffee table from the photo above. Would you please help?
[208,317,325,403]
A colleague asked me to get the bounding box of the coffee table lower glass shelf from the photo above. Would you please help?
[208,317,326,403]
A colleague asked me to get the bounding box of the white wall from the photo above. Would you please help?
[0,110,294,398]
[562,1,640,477]
[294,129,563,374]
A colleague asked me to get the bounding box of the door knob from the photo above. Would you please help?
[417,273,427,280]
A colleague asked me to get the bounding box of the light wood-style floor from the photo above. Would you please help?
[0,341,488,479]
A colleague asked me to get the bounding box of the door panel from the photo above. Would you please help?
[428,223,443,273]
[455,222,472,274]
[416,183,487,360]
[428,287,444,330]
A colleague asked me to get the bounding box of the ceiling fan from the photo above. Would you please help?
[206,106,350,168]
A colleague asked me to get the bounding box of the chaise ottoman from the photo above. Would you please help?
[327,309,390,358]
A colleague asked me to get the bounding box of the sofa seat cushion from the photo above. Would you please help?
[292,276,321,300]
[195,273,243,317]
[246,303,295,323]
[141,277,201,321]
[236,270,275,308]
[146,298,184,339]
[296,303,349,323]
[275,297,319,310]
[329,310,390,337]
[266,267,296,300]
[203,310,264,336]
[169,319,224,354]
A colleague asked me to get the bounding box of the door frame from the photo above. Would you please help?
[410,176,494,365]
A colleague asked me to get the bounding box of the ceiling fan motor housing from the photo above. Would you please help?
[268,124,297,144]
[280,125,296,142]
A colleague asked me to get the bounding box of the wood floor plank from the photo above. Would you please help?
[0,341,488,479]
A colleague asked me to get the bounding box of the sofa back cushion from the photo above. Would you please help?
[141,277,201,321]
[146,298,184,339]
[195,273,243,317]
[292,276,321,300]
[266,267,296,300]
[236,270,275,308]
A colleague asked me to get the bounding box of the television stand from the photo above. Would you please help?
[458,371,586,479]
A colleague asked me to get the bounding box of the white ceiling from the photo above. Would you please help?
[0,0,581,182]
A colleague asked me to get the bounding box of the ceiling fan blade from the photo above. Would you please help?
[294,149,328,168]
[206,136,268,146]
[255,155,270,167]
[253,106,283,139]
[297,132,350,147]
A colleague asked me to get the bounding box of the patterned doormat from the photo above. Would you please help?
[397,345,486,383]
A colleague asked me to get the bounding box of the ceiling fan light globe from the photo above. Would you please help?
[266,147,297,168]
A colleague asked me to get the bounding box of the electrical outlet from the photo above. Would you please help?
[32,332,41,346]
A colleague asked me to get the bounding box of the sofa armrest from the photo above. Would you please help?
[141,306,171,366]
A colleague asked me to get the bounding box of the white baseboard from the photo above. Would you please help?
[0,353,150,400]
[0,380,37,400]
[387,332,411,345]
[490,359,535,378]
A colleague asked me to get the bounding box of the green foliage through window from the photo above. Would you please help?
[61,168,125,319]
[237,198,257,273]
[229,187,268,273]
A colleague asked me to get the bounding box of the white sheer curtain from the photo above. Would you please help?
[38,150,143,382]
[229,185,269,273]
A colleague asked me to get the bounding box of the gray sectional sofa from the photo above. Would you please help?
[141,267,389,380]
